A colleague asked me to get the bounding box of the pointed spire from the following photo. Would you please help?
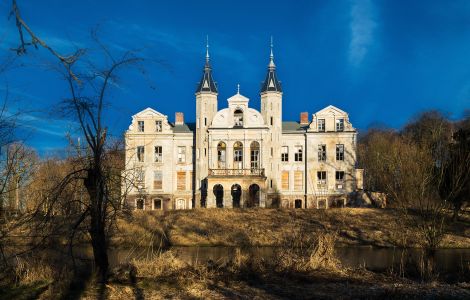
[261,36,282,93]
[206,35,210,64]
[269,36,275,69]
[196,36,218,94]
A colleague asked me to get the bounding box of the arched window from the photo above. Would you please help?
[176,198,185,210]
[250,141,260,170]
[234,109,243,127]
[231,184,241,208]
[217,142,226,168]
[248,184,260,207]
[233,142,243,169]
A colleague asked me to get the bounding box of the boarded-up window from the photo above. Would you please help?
[177,171,186,191]
[153,171,162,190]
[189,171,193,190]
[294,171,303,191]
[282,171,289,190]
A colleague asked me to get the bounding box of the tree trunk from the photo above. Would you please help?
[85,167,109,282]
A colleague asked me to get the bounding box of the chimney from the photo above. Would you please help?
[175,112,184,125]
[300,112,309,125]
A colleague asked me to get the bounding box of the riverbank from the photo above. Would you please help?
[113,208,470,248]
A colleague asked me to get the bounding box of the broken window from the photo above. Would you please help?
[336,171,345,182]
[137,146,145,162]
[234,109,244,127]
[336,144,344,161]
[155,120,162,132]
[294,146,303,162]
[317,171,327,186]
[138,121,145,132]
[281,146,289,162]
[154,146,162,162]
[318,144,326,161]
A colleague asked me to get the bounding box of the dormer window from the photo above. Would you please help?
[318,119,325,132]
[155,120,162,132]
[336,119,344,132]
[138,121,145,132]
[234,109,243,127]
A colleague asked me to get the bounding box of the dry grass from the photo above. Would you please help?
[114,208,470,248]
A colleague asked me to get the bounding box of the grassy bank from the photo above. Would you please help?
[113,208,470,248]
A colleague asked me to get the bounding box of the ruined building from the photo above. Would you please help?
[124,42,363,210]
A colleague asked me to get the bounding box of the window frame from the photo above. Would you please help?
[137,146,145,162]
[154,146,162,162]
[336,144,344,161]
[177,146,186,163]
[281,146,289,162]
[294,146,303,162]
[318,119,325,132]
[155,120,162,132]
[318,144,326,162]
[137,120,145,132]
[336,118,344,132]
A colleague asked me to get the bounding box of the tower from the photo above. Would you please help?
[195,38,218,207]
[260,37,283,200]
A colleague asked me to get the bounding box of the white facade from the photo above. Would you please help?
[124,47,363,210]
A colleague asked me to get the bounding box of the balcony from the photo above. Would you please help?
[209,168,265,177]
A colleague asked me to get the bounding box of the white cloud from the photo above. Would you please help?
[349,0,377,67]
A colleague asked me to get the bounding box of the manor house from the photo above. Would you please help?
[124,44,363,210]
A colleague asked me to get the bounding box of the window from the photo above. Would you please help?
[153,171,162,190]
[137,146,145,162]
[136,169,145,182]
[217,142,226,168]
[318,119,325,132]
[204,117,207,126]
[294,146,303,162]
[336,118,344,132]
[281,146,289,162]
[294,171,303,191]
[233,142,243,169]
[250,141,260,169]
[154,146,162,162]
[153,199,162,210]
[177,146,186,163]
[138,121,144,132]
[294,199,302,209]
[270,179,273,189]
[270,116,273,126]
[177,172,186,190]
[318,144,326,161]
[155,120,162,132]
[136,199,144,210]
[282,171,289,190]
[234,109,243,126]
[336,171,345,182]
[317,171,327,186]
[336,144,344,161]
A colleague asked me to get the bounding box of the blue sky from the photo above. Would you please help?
[0,0,469,155]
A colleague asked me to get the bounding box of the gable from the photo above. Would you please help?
[132,107,167,119]
[314,105,348,117]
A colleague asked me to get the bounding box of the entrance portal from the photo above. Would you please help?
[213,184,224,208]
[231,184,242,208]
[248,184,260,207]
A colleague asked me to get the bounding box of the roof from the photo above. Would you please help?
[260,67,282,93]
[196,60,218,93]
[171,122,195,133]
[282,121,309,132]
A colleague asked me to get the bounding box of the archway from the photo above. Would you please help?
[213,184,224,208]
[234,109,244,127]
[294,199,302,209]
[231,184,242,208]
[248,184,260,207]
